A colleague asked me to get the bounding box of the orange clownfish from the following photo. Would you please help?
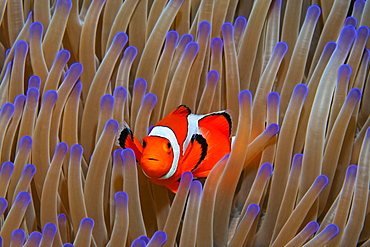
[118,105,232,192]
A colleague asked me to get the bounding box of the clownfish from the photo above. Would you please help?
[118,105,232,192]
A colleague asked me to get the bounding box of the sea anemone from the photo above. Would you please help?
[0,0,369,246]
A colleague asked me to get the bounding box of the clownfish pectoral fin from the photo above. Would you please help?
[181,134,208,172]
[117,123,143,161]
[198,111,232,138]
[166,180,180,193]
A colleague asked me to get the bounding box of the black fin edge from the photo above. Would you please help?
[177,105,191,114]
[191,134,208,171]
[118,127,134,149]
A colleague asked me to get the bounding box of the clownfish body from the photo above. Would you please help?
[118,105,232,192]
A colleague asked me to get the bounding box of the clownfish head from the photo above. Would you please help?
[140,136,175,179]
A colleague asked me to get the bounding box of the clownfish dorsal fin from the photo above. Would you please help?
[198,111,232,138]
[155,105,191,150]
[181,134,208,173]
[117,123,143,161]
[170,105,191,117]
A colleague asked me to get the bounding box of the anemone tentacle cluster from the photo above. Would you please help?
[0,0,369,246]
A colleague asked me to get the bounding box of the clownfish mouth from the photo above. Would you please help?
[148,158,159,161]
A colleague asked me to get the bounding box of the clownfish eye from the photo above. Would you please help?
[142,140,147,148]
[164,141,172,153]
